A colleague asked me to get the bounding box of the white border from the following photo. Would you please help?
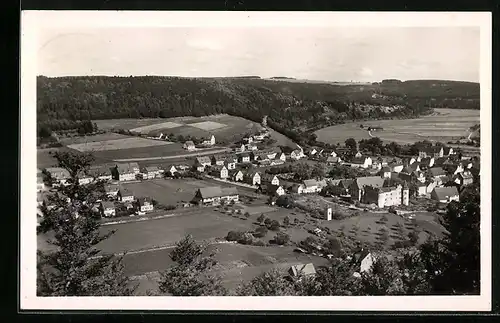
[21,11,492,311]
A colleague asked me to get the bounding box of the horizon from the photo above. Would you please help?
[36,74,479,84]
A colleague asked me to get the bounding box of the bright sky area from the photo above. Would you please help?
[37,26,479,82]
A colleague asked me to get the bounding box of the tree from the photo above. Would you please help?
[418,187,480,295]
[274,232,290,245]
[38,125,52,138]
[256,214,265,224]
[302,259,361,296]
[263,217,272,227]
[244,211,251,218]
[269,220,281,231]
[283,216,291,227]
[37,151,135,296]
[158,235,226,296]
[237,269,297,296]
[345,138,357,151]
[359,257,405,295]
[254,226,268,238]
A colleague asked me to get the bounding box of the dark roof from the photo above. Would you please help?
[104,184,119,192]
[196,156,211,164]
[339,179,354,188]
[351,249,371,265]
[354,176,385,189]
[198,186,238,198]
[351,156,368,164]
[137,197,152,205]
[144,166,160,172]
[184,140,195,146]
[303,179,318,187]
[101,201,115,209]
[421,146,443,153]
[45,167,70,179]
[460,171,474,179]
[116,163,136,174]
[380,166,391,172]
[327,156,341,163]
[432,186,459,200]
[119,188,134,196]
[429,167,446,177]
[443,146,453,154]
[211,155,226,162]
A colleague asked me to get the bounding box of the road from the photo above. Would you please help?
[113,147,231,162]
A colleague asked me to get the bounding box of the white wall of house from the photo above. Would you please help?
[360,254,374,273]
[120,173,136,181]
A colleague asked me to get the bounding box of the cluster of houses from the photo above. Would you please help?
[99,184,155,217]
[183,134,217,151]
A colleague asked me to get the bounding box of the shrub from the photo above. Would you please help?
[264,218,272,226]
[252,239,266,246]
[253,226,268,238]
[274,232,291,245]
[392,240,412,250]
[332,211,348,220]
[283,216,290,226]
[293,218,300,225]
[257,214,265,224]
[226,231,243,242]
[238,232,254,245]
[244,211,251,218]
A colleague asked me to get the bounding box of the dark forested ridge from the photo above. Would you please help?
[37,76,480,143]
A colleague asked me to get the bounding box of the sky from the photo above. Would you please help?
[37,27,480,82]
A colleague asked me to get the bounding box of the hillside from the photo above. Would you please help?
[37,76,479,145]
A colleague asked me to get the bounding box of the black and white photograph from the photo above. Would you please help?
[21,11,491,311]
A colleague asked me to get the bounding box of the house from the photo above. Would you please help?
[245,171,261,186]
[288,263,316,278]
[349,156,373,169]
[433,157,451,168]
[100,201,116,217]
[210,165,229,180]
[453,171,474,186]
[307,148,318,157]
[137,197,154,212]
[326,156,342,165]
[278,152,287,162]
[142,166,164,179]
[390,162,404,173]
[195,156,212,168]
[183,141,196,151]
[224,155,238,169]
[303,179,320,194]
[45,167,71,187]
[351,249,374,277]
[379,166,392,179]
[316,179,328,192]
[418,146,444,159]
[118,188,134,202]
[87,164,113,182]
[261,174,280,186]
[193,186,239,206]
[237,144,246,152]
[364,183,409,208]
[36,176,45,192]
[291,183,305,194]
[428,167,447,180]
[201,135,216,146]
[416,183,428,196]
[259,184,285,197]
[166,165,178,177]
[238,152,252,163]
[443,146,455,156]
[77,171,94,185]
[230,170,244,182]
[243,136,254,144]
[354,151,363,158]
[420,157,435,169]
[175,164,190,172]
[425,180,437,195]
[449,163,465,175]
[211,154,226,166]
[104,184,119,198]
[252,151,269,162]
[399,170,425,184]
[290,149,304,160]
[338,179,354,196]
[246,143,258,151]
[113,163,138,181]
[349,176,385,202]
[330,151,338,157]
[431,186,460,203]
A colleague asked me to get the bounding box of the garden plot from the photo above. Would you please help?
[68,137,173,152]
[130,121,184,133]
[187,121,227,131]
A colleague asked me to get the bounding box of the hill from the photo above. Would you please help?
[37,76,480,146]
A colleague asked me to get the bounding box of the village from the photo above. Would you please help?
[36,120,480,282]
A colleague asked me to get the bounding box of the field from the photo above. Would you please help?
[94,114,295,147]
[68,137,173,152]
[121,178,231,206]
[315,108,480,145]
[58,132,129,145]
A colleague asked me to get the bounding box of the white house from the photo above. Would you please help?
[113,163,138,182]
[166,165,178,177]
[225,159,237,170]
[349,156,373,169]
[291,183,305,194]
[193,186,239,206]
[100,201,116,217]
[210,165,229,180]
[183,141,196,151]
[202,135,216,146]
[142,166,164,179]
[87,165,113,182]
[104,184,120,198]
[118,188,135,202]
[278,152,287,162]
[45,167,71,187]
[211,155,226,166]
[196,156,212,168]
[245,171,261,186]
[290,149,304,160]
[431,186,460,203]
[238,152,251,163]
[303,179,320,194]
[137,197,154,212]
[352,249,374,277]
[230,170,244,182]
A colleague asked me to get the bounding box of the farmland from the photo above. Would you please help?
[314,108,480,145]
[94,114,295,147]
[68,137,173,152]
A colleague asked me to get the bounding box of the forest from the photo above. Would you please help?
[37,76,480,145]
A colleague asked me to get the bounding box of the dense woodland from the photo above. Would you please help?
[37,76,479,145]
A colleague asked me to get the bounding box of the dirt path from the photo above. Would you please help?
[113,147,231,162]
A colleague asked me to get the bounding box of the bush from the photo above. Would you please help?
[274,232,290,245]
[226,231,243,242]
[332,211,348,220]
[264,217,272,226]
[238,232,254,245]
[293,218,300,225]
[244,211,251,218]
[392,240,412,250]
[283,216,290,226]
[253,226,268,238]
[269,220,281,231]
[252,239,266,247]
[257,214,265,224]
